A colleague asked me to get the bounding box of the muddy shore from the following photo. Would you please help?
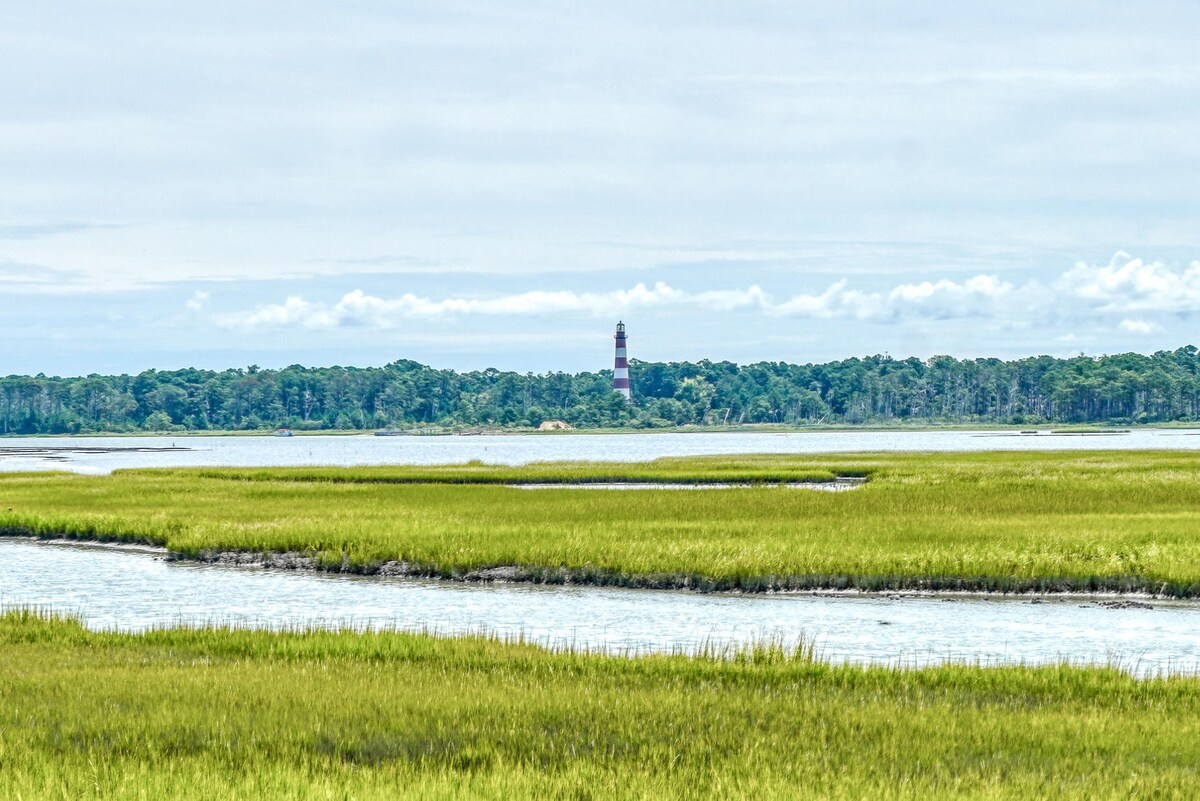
[180,543,1197,599]
[0,445,191,463]
[6,533,1196,599]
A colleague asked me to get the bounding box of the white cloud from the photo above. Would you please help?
[214,254,1200,334]
[185,290,210,311]
[768,274,1016,321]
[223,283,770,330]
[0,259,145,294]
[235,296,335,330]
[1058,253,1200,313]
[886,275,1014,318]
[1118,318,1160,335]
[220,275,1024,331]
[769,280,881,319]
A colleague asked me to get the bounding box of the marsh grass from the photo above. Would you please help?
[4,451,1200,593]
[0,610,1197,799]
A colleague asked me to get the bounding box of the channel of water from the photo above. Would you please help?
[4,428,1200,475]
[3,539,1198,677]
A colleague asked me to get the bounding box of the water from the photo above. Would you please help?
[3,428,1200,474]
[6,430,1199,676]
[3,539,1197,677]
[510,481,860,490]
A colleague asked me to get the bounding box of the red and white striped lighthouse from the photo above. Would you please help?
[613,321,631,401]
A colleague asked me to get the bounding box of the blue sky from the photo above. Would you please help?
[3,1,1199,376]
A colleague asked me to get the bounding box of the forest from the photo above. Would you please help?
[4,347,1200,434]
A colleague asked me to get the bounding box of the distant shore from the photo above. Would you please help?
[0,421,1187,438]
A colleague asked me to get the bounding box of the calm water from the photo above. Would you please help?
[3,429,1200,474]
[2,539,1197,677]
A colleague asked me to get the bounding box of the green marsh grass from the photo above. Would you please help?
[4,451,1200,593]
[1,610,1198,799]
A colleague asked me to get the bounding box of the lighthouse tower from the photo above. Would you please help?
[613,321,631,401]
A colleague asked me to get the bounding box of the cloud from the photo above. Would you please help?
[0,222,116,240]
[220,276,1022,331]
[185,291,210,311]
[214,254,1200,333]
[1118,319,1160,335]
[0,260,67,285]
[768,274,1017,322]
[884,275,1014,318]
[1058,253,1200,313]
[223,283,771,330]
[0,258,152,294]
[234,296,331,329]
[768,280,880,319]
[3,2,1199,298]
[0,259,95,293]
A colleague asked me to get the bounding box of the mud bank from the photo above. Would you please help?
[0,445,190,461]
[3,528,1196,598]
[31,537,168,556]
[176,546,1199,599]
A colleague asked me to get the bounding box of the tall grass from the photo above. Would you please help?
[1,610,1198,799]
[156,457,855,484]
[5,451,1200,593]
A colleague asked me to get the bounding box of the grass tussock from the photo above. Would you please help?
[1,610,1198,799]
[4,451,1200,593]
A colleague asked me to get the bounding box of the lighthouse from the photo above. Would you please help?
[613,321,631,401]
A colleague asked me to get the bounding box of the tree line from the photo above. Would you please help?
[5,348,1200,434]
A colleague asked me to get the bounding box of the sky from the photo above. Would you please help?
[3,1,1199,377]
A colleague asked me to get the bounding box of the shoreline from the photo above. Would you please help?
[5,534,1190,601]
[4,422,1199,439]
[29,537,170,556]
